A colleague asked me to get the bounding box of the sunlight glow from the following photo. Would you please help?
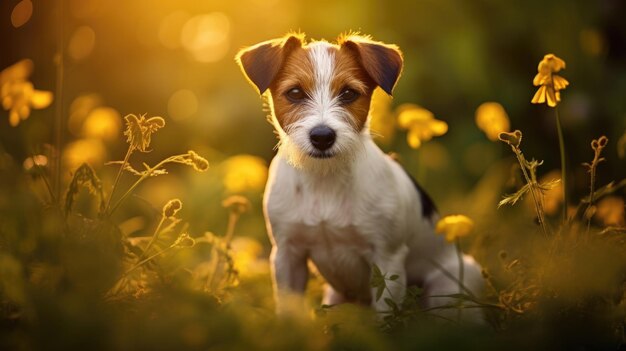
[180,13,230,63]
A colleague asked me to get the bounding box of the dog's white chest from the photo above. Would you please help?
[264,155,393,298]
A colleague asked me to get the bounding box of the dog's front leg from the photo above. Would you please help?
[270,244,309,314]
[371,244,409,315]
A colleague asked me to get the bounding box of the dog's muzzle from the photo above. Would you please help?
[309,125,336,152]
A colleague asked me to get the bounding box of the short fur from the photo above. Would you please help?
[236,33,484,321]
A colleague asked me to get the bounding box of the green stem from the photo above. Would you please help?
[108,156,172,215]
[513,149,548,236]
[105,146,133,213]
[54,0,65,202]
[554,107,568,222]
[455,238,464,322]
[139,214,167,260]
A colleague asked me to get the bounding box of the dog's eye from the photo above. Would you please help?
[285,87,306,102]
[338,88,360,104]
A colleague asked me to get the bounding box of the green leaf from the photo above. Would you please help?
[64,163,105,217]
[388,274,399,281]
[498,183,531,208]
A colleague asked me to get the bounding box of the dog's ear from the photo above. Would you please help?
[339,35,403,95]
[236,34,304,94]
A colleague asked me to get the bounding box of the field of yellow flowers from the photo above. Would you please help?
[2,1,626,350]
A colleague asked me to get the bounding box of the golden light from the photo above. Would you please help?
[23,155,48,170]
[62,138,107,172]
[68,94,103,136]
[82,107,122,140]
[180,12,230,63]
[537,170,562,216]
[11,0,33,28]
[68,25,96,61]
[168,89,198,121]
[475,102,510,141]
[159,11,190,49]
[230,237,269,278]
[221,155,268,193]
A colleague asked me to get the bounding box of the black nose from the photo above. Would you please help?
[309,125,336,151]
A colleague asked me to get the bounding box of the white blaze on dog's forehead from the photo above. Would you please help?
[307,42,336,111]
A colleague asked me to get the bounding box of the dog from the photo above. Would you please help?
[236,32,483,321]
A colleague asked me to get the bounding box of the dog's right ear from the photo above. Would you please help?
[236,34,304,94]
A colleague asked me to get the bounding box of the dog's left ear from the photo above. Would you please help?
[339,35,403,95]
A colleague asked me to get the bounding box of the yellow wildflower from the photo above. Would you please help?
[123,113,165,152]
[1,59,53,127]
[397,104,448,149]
[369,88,396,145]
[435,215,474,242]
[594,196,625,226]
[222,195,251,215]
[221,155,268,193]
[531,54,569,107]
[475,102,510,141]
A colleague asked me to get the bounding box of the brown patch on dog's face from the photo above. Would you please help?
[268,43,376,132]
[268,47,314,130]
[332,46,377,131]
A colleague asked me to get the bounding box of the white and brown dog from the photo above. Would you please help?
[236,33,483,320]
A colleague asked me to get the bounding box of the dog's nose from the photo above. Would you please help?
[309,125,336,151]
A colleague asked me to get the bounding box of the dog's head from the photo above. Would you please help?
[236,33,403,171]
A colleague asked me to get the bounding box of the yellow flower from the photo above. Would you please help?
[369,88,396,145]
[222,195,251,215]
[1,59,53,127]
[230,237,268,277]
[475,102,510,141]
[435,215,474,242]
[594,196,625,226]
[531,54,569,107]
[397,104,448,149]
[221,155,268,193]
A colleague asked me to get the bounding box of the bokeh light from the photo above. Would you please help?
[180,12,230,63]
[168,89,198,121]
[221,155,268,193]
[10,0,32,28]
[62,138,106,171]
[68,25,96,61]
[158,11,190,49]
[23,154,48,170]
[81,107,122,140]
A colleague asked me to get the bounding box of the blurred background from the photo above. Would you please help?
[2,0,625,211]
[2,0,626,348]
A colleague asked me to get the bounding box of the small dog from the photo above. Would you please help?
[236,33,483,320]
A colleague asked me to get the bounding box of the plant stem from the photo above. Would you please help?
[108,155,173,215]
[554,107,568,222]
[455,238,464,322]
[140,214,167,260]
[206,211,241,292]
[513,149,548,236]
[54,0,65,202]
[105,146,133,213]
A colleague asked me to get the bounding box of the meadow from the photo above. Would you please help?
[1,0,626,350]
